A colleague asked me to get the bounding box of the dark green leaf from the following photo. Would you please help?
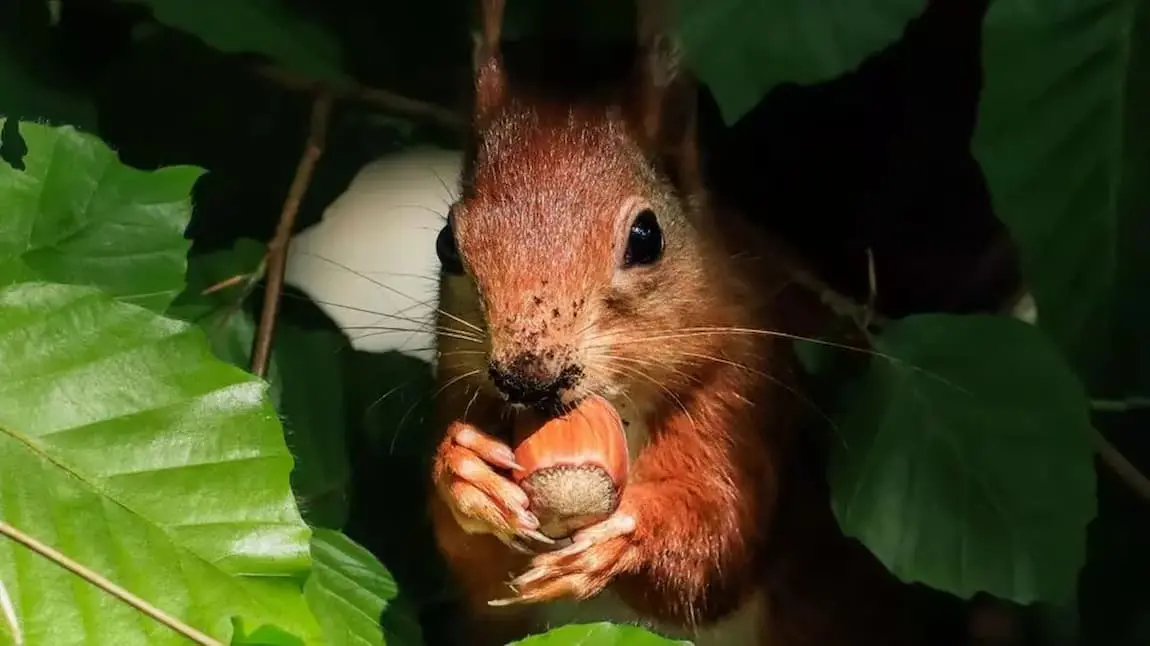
[1077,3,1150,641]
[972,0,1135,355]
[0,282,321,644]
[127,0,348,86]
[510,623,691,646]
[168,239,266,368]
[274,324,351,530]
[304,528,424,646]
[1102,0,1150,392]
[675,0,926,123]
[0,118,203,312]
[829,314,1096,604]
[170,240,351,528]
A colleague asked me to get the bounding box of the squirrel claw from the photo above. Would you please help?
[435,422,540,547]
[500,510,640,604]
[550,512,635,560]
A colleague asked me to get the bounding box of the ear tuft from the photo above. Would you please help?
[631,0,701,195]
[473,0,508,124]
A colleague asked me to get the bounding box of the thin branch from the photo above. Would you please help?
[1092,397,1150,413]
[0,576,20,646]
[863,247,878,329]
[251,91,335,377]
[780,255,890,329]
[254,64,465,130]
[201,263,263,297]
[1093,428,1150,503]
[0,520,222,646]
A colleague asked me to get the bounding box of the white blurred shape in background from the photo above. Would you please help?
[285,146,463,365]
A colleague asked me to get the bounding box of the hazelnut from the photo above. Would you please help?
[511,395,629,539]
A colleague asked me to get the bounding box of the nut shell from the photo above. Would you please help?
[512,395,628,539]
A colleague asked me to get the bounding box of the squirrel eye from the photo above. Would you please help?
[436,222,464,275]
[623,209,663,267]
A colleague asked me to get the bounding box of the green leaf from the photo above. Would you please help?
[126,0,348,87]
[675,0,926,123]
[0,282,321,644]
[510,623,691,646]
[972,0,1135,356]
[170,241,352,528]
[273,325,351,530]
[829,314,1096,604]
[168,239,267,368]
[230,618,306,646]
[0,118,203,312]
[304,528,424,646]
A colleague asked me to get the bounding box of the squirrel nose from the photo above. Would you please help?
[488,353,574,410]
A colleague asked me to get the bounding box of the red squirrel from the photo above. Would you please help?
[427,1,947,643]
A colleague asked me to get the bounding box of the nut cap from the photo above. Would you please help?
[512,395,628,538]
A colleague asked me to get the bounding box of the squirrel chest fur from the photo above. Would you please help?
[426,1,940,644]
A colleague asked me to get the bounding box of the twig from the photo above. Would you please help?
[1092,397,1150,413]
[251,91,335,377]
[254,64,465,130]
[782,257,890,330]
[0,520,222,646]
[0,576,20,646]
[1093,429,1150,503]
[863,247,877,329]
[200,261,265,297]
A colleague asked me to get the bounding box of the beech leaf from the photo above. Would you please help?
[973,0,1135,353]
[829,314,1096,603]
[127,0,348,87]
[0,282,321,645]
[304,528,423,646]
[510,623,691,646]
[0,118,203,312]
[676,0,926,123]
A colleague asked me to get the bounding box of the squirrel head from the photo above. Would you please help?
[437,0,731,416]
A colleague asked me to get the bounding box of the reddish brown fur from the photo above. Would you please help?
[428,2,934,644]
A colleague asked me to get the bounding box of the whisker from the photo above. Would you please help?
[368,376,426,415]
[591,327,876,360]
[282,292,436,325]
[344,325,484,345]
[427,171,457,214]
[390,368,481,454]
[670,350,841,443]
[340,323,481,337]
[295,252,483,333]
[572,317,600,341]
[609,362,698,437]
[586,325,957,385]
[375,201,448,223]
[350,329,482,347]
[608,354,701,389]
[278,292,487,345]
[591,365,646,426]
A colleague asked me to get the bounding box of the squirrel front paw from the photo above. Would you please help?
[490,501,642,606]
[432,420,555,551]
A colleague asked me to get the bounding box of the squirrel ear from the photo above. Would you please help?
[472,0,508,124]
[632,0,701,194]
